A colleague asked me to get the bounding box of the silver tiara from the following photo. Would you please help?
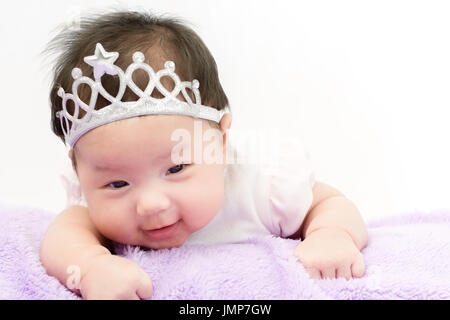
[56,43,228,148]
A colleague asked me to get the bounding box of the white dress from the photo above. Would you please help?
[59,136,316,245]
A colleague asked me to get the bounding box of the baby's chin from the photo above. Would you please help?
[134,229,191,250]
[138,236,188,250]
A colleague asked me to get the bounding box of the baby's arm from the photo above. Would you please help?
[40,205,153,299]
[293,182,368,280]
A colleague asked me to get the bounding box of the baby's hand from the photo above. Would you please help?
[293,228,365,280]
[79,254,153,300]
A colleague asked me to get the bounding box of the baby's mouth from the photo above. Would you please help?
[142,220,180,241]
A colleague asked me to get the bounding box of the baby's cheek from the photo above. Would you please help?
[182,179,225,231]
[89,205,136,243]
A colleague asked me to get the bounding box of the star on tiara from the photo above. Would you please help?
[56,43,228,148]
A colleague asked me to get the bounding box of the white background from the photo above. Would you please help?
[0,0,449,222]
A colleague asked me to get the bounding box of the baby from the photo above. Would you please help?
[40,10,368,300]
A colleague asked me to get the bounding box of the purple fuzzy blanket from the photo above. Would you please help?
[0,204,449,299]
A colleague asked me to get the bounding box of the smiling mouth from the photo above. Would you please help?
[143,221,179,240]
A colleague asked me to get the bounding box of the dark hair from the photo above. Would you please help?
[44,10,229,172]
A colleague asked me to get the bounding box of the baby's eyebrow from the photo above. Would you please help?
[93,150,174,171]
[94,164,121,172]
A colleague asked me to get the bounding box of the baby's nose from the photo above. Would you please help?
[136,190,171,217]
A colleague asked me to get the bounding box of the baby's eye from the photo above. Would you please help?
[166,163,190,175]
[106,181,129,189]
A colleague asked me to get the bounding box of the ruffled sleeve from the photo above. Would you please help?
[59,158,88,208]
[259,137,316,238]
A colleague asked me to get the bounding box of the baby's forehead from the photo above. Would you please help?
[74,115,214,163]
[80,114,192,140]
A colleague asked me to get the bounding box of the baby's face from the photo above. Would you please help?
[73,114,229,249]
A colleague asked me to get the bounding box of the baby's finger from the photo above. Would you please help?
[305,267,321,279]
[351,254,365,278]
[102,291,140,300]
[336,266,352,280]
[136,273,153,299]
[124,293,140,300]
[320,268,336,280]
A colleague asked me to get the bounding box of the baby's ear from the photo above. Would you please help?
[219,113,232,147]
[219,113,232,134]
